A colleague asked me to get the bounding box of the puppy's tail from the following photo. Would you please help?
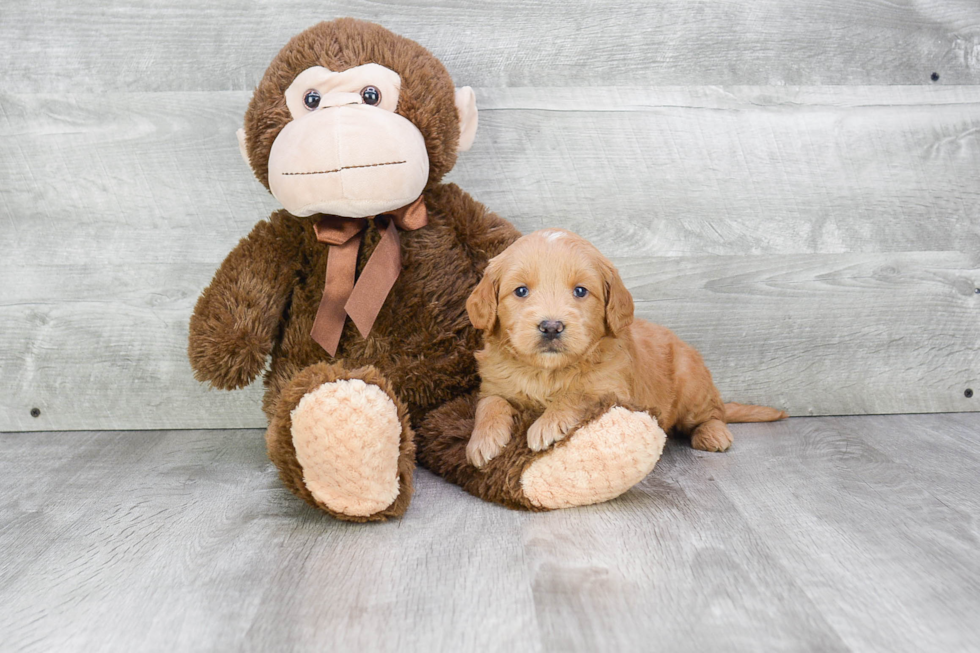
[723,402,788,423]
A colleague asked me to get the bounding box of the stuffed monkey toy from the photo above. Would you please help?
[188,19,666,520]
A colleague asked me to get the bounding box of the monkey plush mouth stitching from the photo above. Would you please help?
[282,160,407,176]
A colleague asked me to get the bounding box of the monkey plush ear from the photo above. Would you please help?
[466,262,499,331]
[236,128,251,169]
[455,87,478,152]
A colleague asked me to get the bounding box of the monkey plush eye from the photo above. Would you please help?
[360,86,382,106]
[514,286,529,298]
[573,286,589,298]
[303,90,321,110]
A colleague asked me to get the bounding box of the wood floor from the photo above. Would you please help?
[2,413,979,652]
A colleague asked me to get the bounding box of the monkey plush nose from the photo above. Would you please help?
[538,320,565,339]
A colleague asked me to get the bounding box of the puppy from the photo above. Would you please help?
[464,229,786,468]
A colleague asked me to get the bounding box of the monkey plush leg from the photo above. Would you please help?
[266,362,415,522]
[417,395,665,511]
[520,406,666,509]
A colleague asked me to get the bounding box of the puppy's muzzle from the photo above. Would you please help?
[538,320,565,340]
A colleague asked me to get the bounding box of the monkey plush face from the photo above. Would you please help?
[238,19,478,219]
[267,63,427,218]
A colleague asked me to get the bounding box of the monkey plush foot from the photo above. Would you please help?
[266,363,415,521]
[291,379,403,516]
[520,407,666,510]
[417,395,665,511]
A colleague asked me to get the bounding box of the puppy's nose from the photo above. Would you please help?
[538,320,565,339]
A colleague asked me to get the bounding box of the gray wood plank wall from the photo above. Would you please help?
[2,1,979,431]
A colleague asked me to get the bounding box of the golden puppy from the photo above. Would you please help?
[465,229,786,468]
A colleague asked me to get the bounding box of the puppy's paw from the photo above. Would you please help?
[691,419,733,452]
[466,421,512,468]
[467,396,515,468]
[527,409,580,452]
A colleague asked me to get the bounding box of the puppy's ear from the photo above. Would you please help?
[603,262,634,336]
[467,261,499,331]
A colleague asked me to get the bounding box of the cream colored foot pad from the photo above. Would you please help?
[521,407,666,510]
[291,379,401,516]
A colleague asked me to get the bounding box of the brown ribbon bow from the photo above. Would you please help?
[310,195,428,356]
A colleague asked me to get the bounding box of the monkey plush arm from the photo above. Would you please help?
[188,218,297,390]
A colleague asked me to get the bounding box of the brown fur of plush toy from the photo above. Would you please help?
[416,393,660,511]
[190,19,668,519]
[190,20,523,520]
[190,182,519,519]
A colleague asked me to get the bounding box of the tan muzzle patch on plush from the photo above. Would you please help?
[241,63,478,217]
[268,105,429,218]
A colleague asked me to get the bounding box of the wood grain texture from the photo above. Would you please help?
[461,86,980,257]
[0,429,539,653]
[3,250,974,430]
[2,0,979,93]
[5,86,980,261]
[2,86,979,430]
[619,251,980,416]
[710,415,980,653]
[3,415,980,651]
[521,452,850,653]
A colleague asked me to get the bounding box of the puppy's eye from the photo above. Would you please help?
[303,90,321,110]
[514,286,529,298]
[573,286,589,298]
[360,86,382,106]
